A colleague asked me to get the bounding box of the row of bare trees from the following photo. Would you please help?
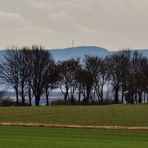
[0,46,148,106]
[0,46,57,106]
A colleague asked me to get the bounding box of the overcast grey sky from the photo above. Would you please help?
[0,0,148,50]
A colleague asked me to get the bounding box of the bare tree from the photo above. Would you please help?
[84,56,108,103]
[44,61,57,106]
[117,50,131,103]
[17,48,32,105]
[29,46,55,106]
[0,49,19,105]
[130,51,148,103]
[21,48,33,106]
[75,68,93,104]
[57,58,81,103]
[107,54,122,103]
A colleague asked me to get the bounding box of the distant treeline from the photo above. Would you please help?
[0,45,148,106]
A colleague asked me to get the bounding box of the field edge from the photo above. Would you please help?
[0,122,148,130]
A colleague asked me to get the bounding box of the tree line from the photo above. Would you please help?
[0,46,148,106]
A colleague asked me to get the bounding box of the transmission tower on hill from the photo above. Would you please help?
[72,40,75,48]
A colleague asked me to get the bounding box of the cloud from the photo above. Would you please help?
[0,0,148,49]
[27,0,51,9]
[0,10,32,29]
[74,23,95,33]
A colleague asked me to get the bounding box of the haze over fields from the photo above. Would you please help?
[0,46,148,61]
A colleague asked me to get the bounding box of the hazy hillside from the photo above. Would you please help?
[137,49,148,57]
[50,46,110,61]
[0,46,148,61]
[0,50,7,60]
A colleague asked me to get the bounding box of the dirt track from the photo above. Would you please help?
[0,122,148,130]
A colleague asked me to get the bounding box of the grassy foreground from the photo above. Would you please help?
[0,104,148,126]
[0,126,148,148]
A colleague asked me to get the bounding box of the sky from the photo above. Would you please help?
[0,0,148,50]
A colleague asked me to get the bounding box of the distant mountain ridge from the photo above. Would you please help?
[135,49,148,57]
[50,46,110,61]
[0,46,148,61]
[50,46,148,61]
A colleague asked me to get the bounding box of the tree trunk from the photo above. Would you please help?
[114,85,119,104]
[78,90,81,104]
[144,92,146,103]
[121,91,124,103]
[121,85,125,104]
[138,91,142,104]
[86,89,90,104]
[15,87,19,105]
[135,92,138,104]
[45,86,49,106]
[21,85,25,106]
[64,94,68,102]
[121,83,127,104]
[28,84,32,106]
[64,88,68,102]
[35,95,40,106]
[100,85,104,103]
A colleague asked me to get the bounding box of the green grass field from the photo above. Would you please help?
[0,126,148,148]
[0,104,147,126]
[0,105,148,148]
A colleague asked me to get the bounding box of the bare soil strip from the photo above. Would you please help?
[0,122,148,130]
